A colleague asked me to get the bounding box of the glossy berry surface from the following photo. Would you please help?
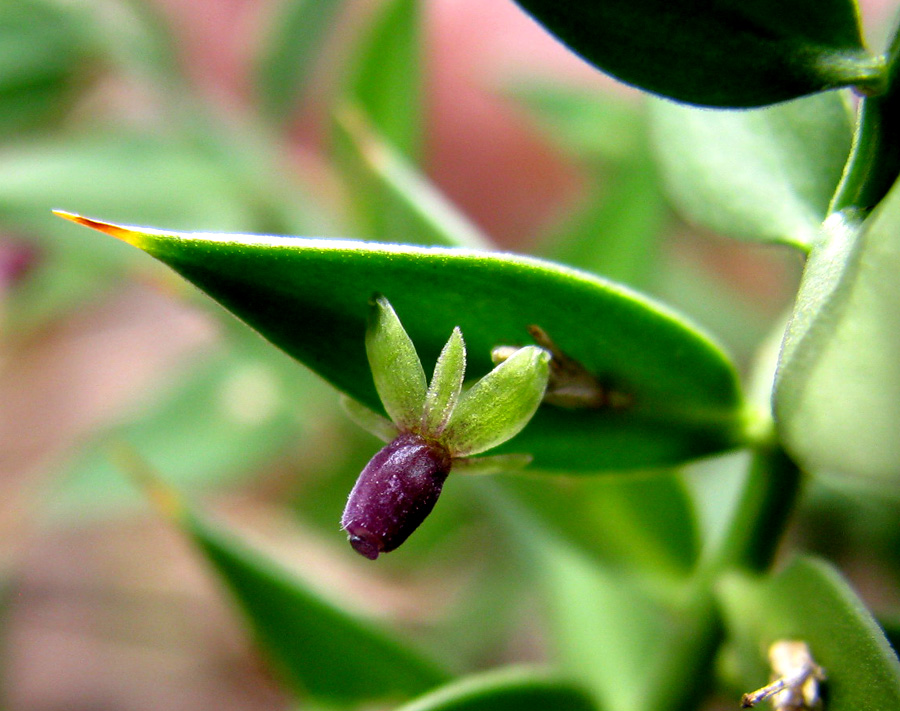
[341,432,452,559]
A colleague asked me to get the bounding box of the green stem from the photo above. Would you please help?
[712,445,803,573]
[831,8,900,214]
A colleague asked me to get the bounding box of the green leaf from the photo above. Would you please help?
[481,481,714,709]
[181,505,450,701]
[543,151,666,287]
[0,0,95,135]
[86,0,187,92]
[423,327,466,436]
[509,82,646,161]
[254,0,345,123]
[537,537,718,711]
[444,346,549,457]
[718,556,900,711]
[334,105,492,248]
[0,132,279,331]
[513,0,881,107]
[651,255,782,363]
[367,295,428,430]
[515,87,666,287]
[1,134,261,232]
[394,666,598,711]
[47,326,331,520]
[453,453,532,476]
[344,0,420,157]
[648,92,854,250]
[775,182,900,479]
[56,214,748,471]
[703,447,802,573]
[497,470,699,576]
[334,0,423,242]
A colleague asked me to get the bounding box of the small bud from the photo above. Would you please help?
[341,297,550,558]
[341,432,452,559]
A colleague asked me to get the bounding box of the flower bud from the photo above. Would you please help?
[341,432,452,559]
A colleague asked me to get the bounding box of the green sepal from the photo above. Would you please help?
[340,395,398,443]
[422,326,466,437]
[443,346,550,457]
[366,294,427,430]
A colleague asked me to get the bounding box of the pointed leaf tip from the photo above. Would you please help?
[107,441,186,521]
[52,210,145,247]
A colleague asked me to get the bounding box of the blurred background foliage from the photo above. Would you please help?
[0,0,899,710]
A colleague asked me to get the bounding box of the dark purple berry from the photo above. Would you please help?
[341,432,452,559]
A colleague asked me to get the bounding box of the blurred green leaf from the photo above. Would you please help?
[0,128,320,330]
[180,506,451,702]
[648,92,854,250]
[543,150,666,287]
[680,451,755,565]
[48,328,332,520]
[718,556,900,711]
[798,473,900,572]
[537,536,718,711]
[775,181,900,479]
[0,132,264,329]
[651,253,787,364]
[0,133,258,231]
[345,0,421,157]
[513,0,881,107]
[0,0,95,135]
[85,0,187,92]
[496,471,698,576]
[255,0,345,123]
[335,0,423,241]
[514,86,666,287]
[509,83,645,162]
[59,215,748,471]
[334,105,491,248]
[707,447,801,573]
[394,666,597,711]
